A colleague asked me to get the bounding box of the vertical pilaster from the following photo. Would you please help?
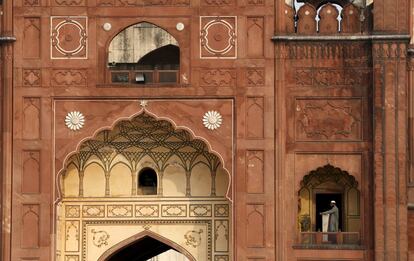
[1,0,13,259]
[373,41,409,261]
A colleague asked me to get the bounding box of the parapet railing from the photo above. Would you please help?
[298,231,360,246]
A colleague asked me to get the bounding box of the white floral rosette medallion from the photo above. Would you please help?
[65,111,85,131]
[203,111,223,130]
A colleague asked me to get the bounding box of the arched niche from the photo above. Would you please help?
[298,164,360,233]
[137,167,158,195]
[107,22,180,85]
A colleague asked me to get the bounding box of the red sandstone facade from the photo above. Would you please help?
[0,0,413,260]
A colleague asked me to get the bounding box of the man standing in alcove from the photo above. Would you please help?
[320,200,339,232]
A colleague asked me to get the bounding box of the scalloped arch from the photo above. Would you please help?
[300,164,359,189]
[57,110,232,202]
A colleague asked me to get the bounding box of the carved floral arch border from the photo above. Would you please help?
[97,230,197,261]
[299,164,359,190]
[56,107,233,202]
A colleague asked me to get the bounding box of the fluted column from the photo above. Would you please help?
[373,40,409,261]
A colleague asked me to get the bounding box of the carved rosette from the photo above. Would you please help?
[203,111,223,130]
[51,17,88,59]
[65,111,85,131]
[200,16,237,58]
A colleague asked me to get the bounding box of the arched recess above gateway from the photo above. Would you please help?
[107,22,180,84]
[97,231,196,261]
[58,112,231,201]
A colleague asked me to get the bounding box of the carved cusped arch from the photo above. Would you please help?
[58,111,231,200]
[300,164,358,189]
[298,164,361,233]
[97,230,196,261]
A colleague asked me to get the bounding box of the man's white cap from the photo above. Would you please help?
[331,200,336,204]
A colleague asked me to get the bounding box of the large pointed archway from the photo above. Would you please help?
[98,231,196,261]
[55,112,232,261]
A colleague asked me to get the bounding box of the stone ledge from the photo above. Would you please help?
[292,244,366,250]
[0,35,16,43]
[272,34,411,42]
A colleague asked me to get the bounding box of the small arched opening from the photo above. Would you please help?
[108,22,180,85]
[138,167,158,195]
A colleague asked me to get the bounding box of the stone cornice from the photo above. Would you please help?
[0,35,16,43]
[272,34,411,42]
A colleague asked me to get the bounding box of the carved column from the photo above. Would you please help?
[210,169,216,196]
[185,169,191,197]
[131,168,137,196]
[79,170,85,197]
[105,170,110,196]
[373,41,409,261]
[157,170,164,196]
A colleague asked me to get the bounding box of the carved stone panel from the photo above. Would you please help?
[53,0,86,6]
[200,69,236,87]
[107,205,133,218]
[135,205,159,218]
[51,16,88,59]
[97,0,190,6]
[201,0,235,6]
[294,68,371,88]
[200,16,237,59]
[161,204,187,217]
[82,205,105,218]
[246,204,264,248]
[65,221,80,252]
[23,98,41,140]
[246,97,264,139]
[23,18,41,59]
[246,151,264,194]
[247,17,264,58]
[190,204,212,217]
[247,0,264,5]
[214,220,229,252]
[295,98,362,141]
[246,68,265,87]
[23,0,41,6]
[51,69,87,86]
[21,204,40,248]
[23,69,41,87]
[22,151,40,194]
